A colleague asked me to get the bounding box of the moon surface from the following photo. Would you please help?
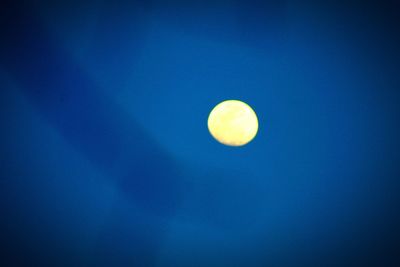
[207,100,258,146]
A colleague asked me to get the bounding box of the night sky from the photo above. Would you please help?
[1,1,400,266]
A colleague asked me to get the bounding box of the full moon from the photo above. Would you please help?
[207,100,258,146]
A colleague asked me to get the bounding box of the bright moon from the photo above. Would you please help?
[208,100,258,146]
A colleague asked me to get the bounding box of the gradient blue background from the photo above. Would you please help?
[1,1,399,266]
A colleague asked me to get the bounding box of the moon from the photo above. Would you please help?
[207,100,259,146]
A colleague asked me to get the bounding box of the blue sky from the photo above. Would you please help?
[1,1,400,266]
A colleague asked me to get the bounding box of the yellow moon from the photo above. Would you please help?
[207,100,258,146]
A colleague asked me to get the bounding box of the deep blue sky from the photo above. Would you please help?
[1,1,400,266]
